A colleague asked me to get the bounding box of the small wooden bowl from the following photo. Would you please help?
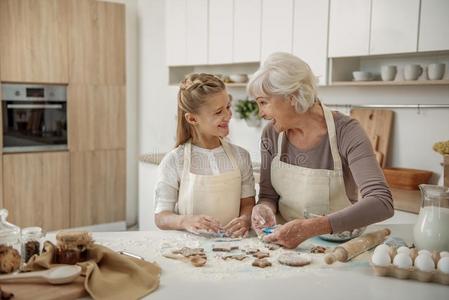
[383,167,432,190]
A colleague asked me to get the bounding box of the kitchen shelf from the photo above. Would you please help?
[331,80,449,86]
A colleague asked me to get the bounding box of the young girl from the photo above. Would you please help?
[154,73,256,237]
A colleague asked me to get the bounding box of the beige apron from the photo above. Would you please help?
[271,103,352,222]
[177,139,242,226]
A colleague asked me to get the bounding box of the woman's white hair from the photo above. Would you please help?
[247,52,318,112]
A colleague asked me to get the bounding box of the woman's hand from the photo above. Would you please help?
[263,217,332,249]
[181,215,221,234]
[251,204,276,236]
[223,215,251,237]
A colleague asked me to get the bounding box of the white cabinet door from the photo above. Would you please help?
[186,0,208,65]
[370,0,419,55]
[419,0,449,51]
[165,0,187,65]
[293,0,329,85]
[209,0,233,64]
[261,0,294,61]
[233,0,261,63]
[328,0,370,57]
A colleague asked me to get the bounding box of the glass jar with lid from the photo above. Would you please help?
[22,226,45,263]
[0,208,22,273]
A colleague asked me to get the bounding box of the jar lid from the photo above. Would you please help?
[22,227,44,238]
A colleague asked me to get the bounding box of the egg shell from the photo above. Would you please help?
[393,253,412,269]
[418,249,432,256]
[397,246,410,255]
[373,244,390,255]
[414,254,435,272]
[439,251,449,258]
[437,257,449,274]
[371,251,391,267]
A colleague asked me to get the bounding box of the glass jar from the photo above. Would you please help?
[0,209,22,273]
[413,184,449,252]
[22,226,44,263]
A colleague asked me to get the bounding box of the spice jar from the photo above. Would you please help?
[0,209,22,273]
[22,227,44,263]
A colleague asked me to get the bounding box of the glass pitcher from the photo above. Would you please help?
[413,184,449,252]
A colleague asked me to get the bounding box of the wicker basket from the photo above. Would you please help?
[383,167,432,190]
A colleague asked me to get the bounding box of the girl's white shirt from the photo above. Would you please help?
[154,142,256,213]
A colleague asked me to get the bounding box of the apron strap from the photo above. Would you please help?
[277,131,284,158]
[220,138,239,170]
[321,103,343,171]
[182,140,192,178]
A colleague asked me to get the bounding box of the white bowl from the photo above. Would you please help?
[353,71,373,81]
[229,74,248,83]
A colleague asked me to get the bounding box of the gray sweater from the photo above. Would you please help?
[259,111,394,233]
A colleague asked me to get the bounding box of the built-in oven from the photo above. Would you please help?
[1,83,67,153]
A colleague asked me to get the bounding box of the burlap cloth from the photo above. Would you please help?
[24,241,161,300]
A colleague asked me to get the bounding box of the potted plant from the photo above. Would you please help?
[433,140,449,187]
[234,99,261,127]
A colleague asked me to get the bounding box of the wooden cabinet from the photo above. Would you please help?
[69,0,125,85]
[186,0,208,65]
[261,0,294,61]
[419,0,449,52]
[68,85,126,151]
[0,0,69,83]
[233,0,261,63]
[70,150,126,227]
[165,0,188,65]
[209,0,233,64]
[293,0,329,85]
[328,0,370,57]
[2,152,70,230]
[370,0,420,55]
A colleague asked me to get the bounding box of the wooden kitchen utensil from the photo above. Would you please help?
[324,228,391,264]
[162,252,207,267]
[350,109,394,168]
[372,135,383,166]
[0,265,82,285]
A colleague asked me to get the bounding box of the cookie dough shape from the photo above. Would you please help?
[278,253,312,267]
[212,243,239,252]
[172,247,205,257]
[253,251,270,259]
[265,243,280,251]
[222,254,247,261]
[310,246,327,254]
[252,258,272,268]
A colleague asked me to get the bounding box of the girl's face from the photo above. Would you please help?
[255,95,296,132]
[188,90,232,139]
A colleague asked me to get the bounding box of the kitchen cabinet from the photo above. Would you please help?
[69,0,125,85]
[370,0,419,55]
[70,149,126,227]
[209,0,233,64]
[0,0,69,83]
[186,0,208,65]
[292,0,329,86]
[68,85,126,151]
[328,0,370,57]
[418,0,449,52]
[2,152,70,230]
[233,0,261,63]
[261,0,294,61]
[165,0,187,66]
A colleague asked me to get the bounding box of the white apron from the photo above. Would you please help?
[271,103,352,222]
[177,139,242,226]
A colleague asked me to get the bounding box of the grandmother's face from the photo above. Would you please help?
[255,95,297,132]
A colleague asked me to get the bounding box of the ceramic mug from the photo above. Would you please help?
[404,64,423,81]
[381,65,397,81]
[427,63,445,80]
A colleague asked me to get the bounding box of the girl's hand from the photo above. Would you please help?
[181,215,221,234]
[223,215,251,238]
[251,204,276,236]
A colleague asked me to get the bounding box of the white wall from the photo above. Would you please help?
[137,2,449,201]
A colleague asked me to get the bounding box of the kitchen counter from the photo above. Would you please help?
[65,224,447,300]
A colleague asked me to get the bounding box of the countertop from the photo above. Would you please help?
[58,224,447,300]
[139,153,421,214]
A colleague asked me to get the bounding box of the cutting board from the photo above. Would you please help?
[350,109,394,168]
[0,277,87,300]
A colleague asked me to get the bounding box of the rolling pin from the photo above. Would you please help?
[324,228,391,264]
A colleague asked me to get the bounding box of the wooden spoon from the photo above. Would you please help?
[0,265,82,285]
[162,253,207,267]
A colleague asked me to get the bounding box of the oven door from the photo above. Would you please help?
[2,101,67,153]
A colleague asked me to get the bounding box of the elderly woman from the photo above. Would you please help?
[249,52,394,249]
